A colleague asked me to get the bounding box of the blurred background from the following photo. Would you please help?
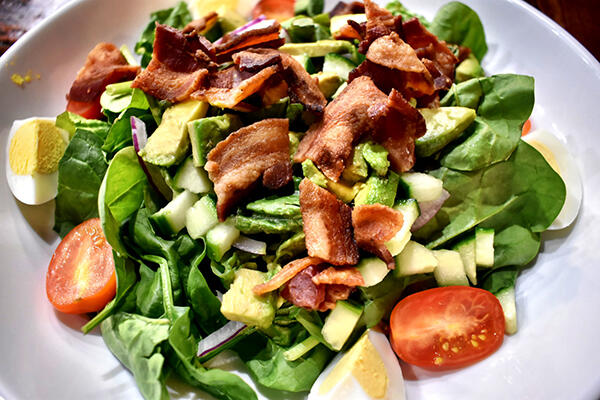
[0,0,598,59]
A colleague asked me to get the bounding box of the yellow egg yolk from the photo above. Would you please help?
[320,333,389,398]
[527,139,561,175]
[9,120,67,175]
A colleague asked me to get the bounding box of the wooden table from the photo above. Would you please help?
[1,0,598,59]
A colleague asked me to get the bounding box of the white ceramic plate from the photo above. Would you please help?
[1,0,599,399]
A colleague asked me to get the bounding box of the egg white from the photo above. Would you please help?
[5,117,67,205]
[308,330,406,400]
[523,130,582,230]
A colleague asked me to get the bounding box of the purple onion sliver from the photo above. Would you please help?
[197,320,246,357]
[233,235,267,255]
[130,116,147,152]
[213,15,267,46]
[411,189,451,232]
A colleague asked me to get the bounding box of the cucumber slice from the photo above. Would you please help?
[150,190,199,236]
[475,228,495,267]
[322,53,356,81]
[394,240,438,277]
[185,195,218,239]
[399,172,444,203]
[432,250,469,287]
[322,301,363,351]
[356,257,390,287]
[172,157,212,194]
[496,287,517,335]
[385,199,420,256]
[206,219,240,261]
[454,236,477,285]
[292,54,317,74]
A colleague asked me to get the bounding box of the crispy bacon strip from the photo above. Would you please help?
[294,76,387,181]
[369,89,426,172]
[319,284,354,311]
[233,49,282,72]
[330,1,365,16]
[67,43,140,103]
[352,203,404,268]
[359,0,402,53]
[312,266,365,286]
[281,265,326,309]
[299,179,359,266]
[182,12,218,35]
[334,23,363,40]
[366,32,429,74]
[253,257,323,295]
[132,24,215,102]
[214,19,284,62]
[279,51,327,113]
[205,119,292,220]
[192,64,280,108]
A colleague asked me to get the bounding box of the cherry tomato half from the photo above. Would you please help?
[252,0,295,22]
[390,286,505,370]
[66,99,103,120]
[46,218,116,314]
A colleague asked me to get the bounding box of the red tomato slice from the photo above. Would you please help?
[390,286,505,370]
[66,99,103,120]
[252,0,295,22]
[46,218,116,314]
[521,119,532,136]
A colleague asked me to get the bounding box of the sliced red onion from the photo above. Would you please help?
[411,189,450,232]
[213,15,269,46]
[233,235,267,255]
[197,320,246,357]
[130,116,147,152]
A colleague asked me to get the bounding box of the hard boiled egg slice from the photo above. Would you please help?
[522,129,582,230]
[308,329,406,400]
[5,117,69,205]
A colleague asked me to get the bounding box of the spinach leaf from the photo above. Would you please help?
[440,74,534,171]
[54,129,108,237]
[246,194,301,217]
[135,2,192,67]
[82,252,137,333]
[136,262,165,318]
[493,225,541,268]
[431,2,488,61]
[360,273,410,328]
[102,106,156,157]
[294,0,324,17]
[386,1,431,28]
[101,312,171,400]
[55,111,110,139]
[481,266,518,295]
[421,141,565,248]
[275,232,306,263]
[236,333,333,393]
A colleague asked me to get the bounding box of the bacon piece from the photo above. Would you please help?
[192,64,280,109]
[67,43,140,103]
[214,19,283,62]
[352,203,404,268]
[359,0,403,53]
[281,265,326,310]
[299,179,359,266]
[334,23,363,41]
[253,257,323,295]
[132,24,215,102]
[369,89,426,172]
[312,267,365,286]
[402,17,458,86]
[330,1,365,16]
[319,284,354,311]
[294,76,387,181]
[182,12,218,35]
[233,49,282,72]
[205,119,292,220]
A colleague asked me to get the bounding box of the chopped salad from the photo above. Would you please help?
[6,0,581,399]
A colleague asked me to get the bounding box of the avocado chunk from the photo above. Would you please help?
[313,71,343,98]
[302,159,364,202]
[416,106,476,157]
[188,114,242,167]
[220,268,276,329]
[280,40,355,58]
[354,171,400,207]
[361,142,389,176]
[455,53,485,83]
[140,100,208,166]
[321,301,363,351]
[217,7,246,33]
[342,143,368,183]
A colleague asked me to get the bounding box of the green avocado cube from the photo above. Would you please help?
[362,142,390,176]
[220,269,276,329]
[455,53,485,83]
[354,171,400,207]
[188,114,242,167]
[416,106,476,157]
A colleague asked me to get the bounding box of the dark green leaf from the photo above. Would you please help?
[234,214,303,234]
[55,111,110,139]
[493,225,541,268]
[481,266,518,295]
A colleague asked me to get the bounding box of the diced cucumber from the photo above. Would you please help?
[172,157,212,194]
[322,301,363,351]
[322,53,356,81]
[150,190,199,236]
[385,199,420,256]
[283,336,320,361]
[330,13,366,37]
[292,54,317,74]
[475,228,495,267]
[454,236,477,284]
[185,195,218,239]
[432,250,469,287]
[399,172,444,203]
[206,218,240,261]
[356,257,390,287]
[394,240,438,277]
[496,287,518,335]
